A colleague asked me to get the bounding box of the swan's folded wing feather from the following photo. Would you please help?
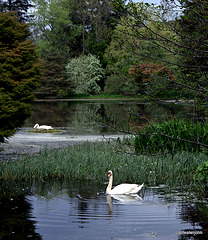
[129,183,144,194]
[110,184,138,195]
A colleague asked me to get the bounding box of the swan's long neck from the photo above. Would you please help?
[106,175,113,194]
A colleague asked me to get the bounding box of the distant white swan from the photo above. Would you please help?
[34,123,53,130]
[106,170,144,195]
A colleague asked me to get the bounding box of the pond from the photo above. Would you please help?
[0,99,197,160]
[1,100,207,239]
[26,99,197,131]
[0,180,207,240]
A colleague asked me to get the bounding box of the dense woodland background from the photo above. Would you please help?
[0,0,208,144]
[1,0,207,100]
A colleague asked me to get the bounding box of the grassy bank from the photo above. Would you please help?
[56,93,138,100]
[0,142,207,188]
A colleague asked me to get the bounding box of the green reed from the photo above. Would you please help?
[134,119,208,154]
[0,141,207,189]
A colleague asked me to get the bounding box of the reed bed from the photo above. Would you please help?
[0,141,207,188]
[134,119,208,154]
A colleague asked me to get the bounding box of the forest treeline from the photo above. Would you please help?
[0,0,208,141]
[1,0,208,100]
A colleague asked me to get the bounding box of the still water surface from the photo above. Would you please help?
[0,181,207,240]
[1,100,206,240]
[26,100,196,131]
[4,100,197,157]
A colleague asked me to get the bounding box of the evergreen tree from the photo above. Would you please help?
[0,11,42,142]
[35,49,73,99]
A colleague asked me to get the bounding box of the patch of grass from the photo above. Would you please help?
[28,129,62,133]
[0,142,207,189]
[69,93,138,99]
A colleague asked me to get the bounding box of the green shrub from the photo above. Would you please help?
[134,119,208,154]
[193,161,208,197]
[104,74,125,94]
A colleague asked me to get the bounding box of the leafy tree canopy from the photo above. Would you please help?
[31,0,82,56]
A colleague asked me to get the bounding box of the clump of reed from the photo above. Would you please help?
[134,119,208,154]
[0,141,207,189]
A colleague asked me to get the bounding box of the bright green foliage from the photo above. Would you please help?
[0,12,42,141]
[134,119,208,154]
[104,5,173,75]
[66,54,105,95]
[194,161,208,184]
[194,160,208,197]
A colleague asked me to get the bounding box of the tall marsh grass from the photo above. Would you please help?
[134,119,208,154]
[0,142,207,188]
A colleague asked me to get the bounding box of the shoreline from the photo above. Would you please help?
[0,130,124,161]
[35,98,139,102]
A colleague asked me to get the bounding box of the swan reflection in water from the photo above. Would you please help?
[106,194,143,215]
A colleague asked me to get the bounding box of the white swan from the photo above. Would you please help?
[106,170,144,195]
[34,123,53,130]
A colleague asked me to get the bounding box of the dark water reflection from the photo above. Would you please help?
[0,180,207,240]
[25,100,196,134]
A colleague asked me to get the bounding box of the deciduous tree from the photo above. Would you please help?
[66,54,104,95]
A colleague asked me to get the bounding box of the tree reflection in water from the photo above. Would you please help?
[25,101,196,135]
[0,181,41,240]
[178,201,208,240]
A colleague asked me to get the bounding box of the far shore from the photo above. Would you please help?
[34,98,139,102]
[34,98,195,103]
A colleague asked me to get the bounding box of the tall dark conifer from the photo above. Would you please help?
[0,11,42,141]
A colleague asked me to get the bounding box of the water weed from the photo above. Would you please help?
[0,142,207,189]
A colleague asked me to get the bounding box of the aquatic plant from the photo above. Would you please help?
[193,160,208,197]
[134,119,208,154]
[0,142,207,190]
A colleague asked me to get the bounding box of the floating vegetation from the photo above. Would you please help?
[28,129,62,133]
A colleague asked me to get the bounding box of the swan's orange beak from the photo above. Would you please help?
[108,172,111,177]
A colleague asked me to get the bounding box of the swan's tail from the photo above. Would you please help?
[129,183,144,194]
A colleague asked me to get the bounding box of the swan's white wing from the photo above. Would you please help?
[129,183,144,194]
[110,184,139,195]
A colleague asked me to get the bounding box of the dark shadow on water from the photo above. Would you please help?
[0,181,41,240]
